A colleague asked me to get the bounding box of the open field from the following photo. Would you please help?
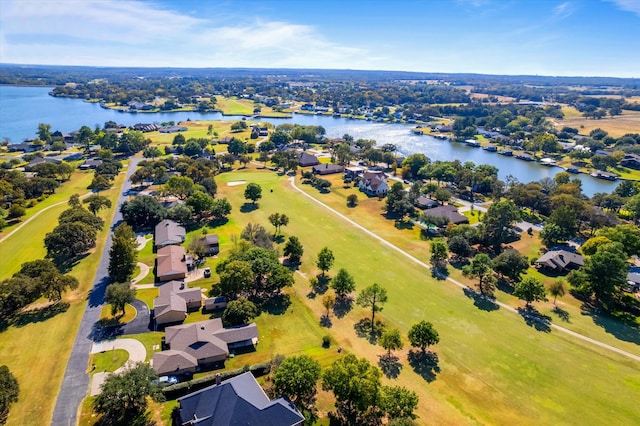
[214,96,254,115]
[554,107,640,138]
[0,168,127,426]
[208,166,640,425]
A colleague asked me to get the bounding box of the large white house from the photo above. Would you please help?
[359,171,389,196]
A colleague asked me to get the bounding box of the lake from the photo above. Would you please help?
[0,85,620,196]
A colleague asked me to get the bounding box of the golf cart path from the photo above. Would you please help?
[288,176,640,363]
[0,192,92,244]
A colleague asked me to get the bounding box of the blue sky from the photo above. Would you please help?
[0,0,638,77]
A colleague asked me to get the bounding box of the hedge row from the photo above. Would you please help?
[162,361,271,400]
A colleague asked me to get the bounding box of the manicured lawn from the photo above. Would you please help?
[0,168,127,426]
[214,96,254,116]
[98,303,137,326]
[89,349,129,374]
[211,166,640,425]
[136,288,158,310]
[462,209,480,224]
[124,332,164,362]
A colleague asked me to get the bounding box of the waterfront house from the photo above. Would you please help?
[590,170,618,181]
[359,171,389,196]
[312,164,344,175]
[620,153,640,169]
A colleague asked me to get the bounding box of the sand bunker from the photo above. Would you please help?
[227,180,247,186]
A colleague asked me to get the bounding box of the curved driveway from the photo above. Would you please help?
[289,177,640,363]
[51,158,142,426]
[89,338,147,396]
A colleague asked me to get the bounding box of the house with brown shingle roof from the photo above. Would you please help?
[359,171,389,196]
[153,319,259,376]
[298,151,320,167]
[536,250,584,273]
[155,219,186,249]
[153,350,198,376]
[153,280,203,325]
[156,245,188,282]
[422,205,469,225]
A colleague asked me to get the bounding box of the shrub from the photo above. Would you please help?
[322,335,331,348]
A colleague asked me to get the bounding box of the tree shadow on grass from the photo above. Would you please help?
[354,318,385,344]
[312,274,331,295]
[378,354,402,379]
[408,350,440,383]
[517,306,552,333]
[320,314,333,328]
[8,302,70,328]
[552,306,571,323]
[260,294,291,316]
[95,411,156,426]
[207,217,229,228]
[463,287,499,312]
[580,304,640,345]
[496,278,514,295]
[394,220,414,230]
[431,268,448,281]
[333,296,353,318]
[240,203,258,213]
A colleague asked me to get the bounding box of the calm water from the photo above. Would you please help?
[0,85,620,196]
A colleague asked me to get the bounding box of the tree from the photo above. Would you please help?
[244,182,262,205]
[380,328,403,357]
[492,249,529,282]
[357,283,388,335]
[120,195,166,230]
[597,224,640,257]
[187,190,215,217]
[549,280,566,305]
[429,238,449,270]
[45,222,97,263]
[83,194,111,215]
[0,365,19,425]
[273,355,321,413]
[316,247,334,277]
[540,222,565,247]
[385,182,414,217]
[462,253,496,296]
[433,187,452,205]
[322,293,336,318]
[580,236,613,256]
[164,175,194,200]
[381,385,419,421]
[93,363,161,423]
[167,204,194,226]
[240,223,272,249]
[88,174,112,191]
[322,354,382,423]
[513,277,547,307]
[268,212,290,235]
[105,282,136,317]
[583,242,629,302]
[183,140,202,157]
[108,224,138,284]
[283,236,304,264]
[331,268,356,298]
[51,140,66,152]
[347,193,358,207]
[222,298,258,326]
[37,123,52,142]
[143,146,162,158]
[481,200,520,252]
[218,260,254,298]
[211,198,232,220]
[59,206,104,231]
[407,321,439,353]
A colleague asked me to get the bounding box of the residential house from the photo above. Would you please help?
[153,280,203,326]
[25,157,61,171]
[153,319,259,376]
[79,158,103,170]
[344,166,365,179]
[156,245,188,282]
[359,171,389,196]
[620,153,640,169]
[298,152,320,167]
[590,170,618,181]
[312,164,344,175]
[415,196,439,210]
[155,219,186,249]
[422,205,469,225]
[204,296,228,312]
[130,123,160,132]
[535,250,584,272]
[152,350,198,377]
[175,372,304,426]
[159,126,188,133]
[8,143,36,152]
[201,234,220,256]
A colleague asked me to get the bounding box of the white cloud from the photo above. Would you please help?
[553,2,575,19]
[0,0,378,69]
[607,0,640,17]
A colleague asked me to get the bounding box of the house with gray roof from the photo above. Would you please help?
[155,219,186,249]
[176,372,304,426]
[312,163,344,175]
[536,250,584,273]
[298,151,320,167]
[422,205,469,225]
[156,245,189,282]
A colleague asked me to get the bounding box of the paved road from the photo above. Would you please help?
[51,158,141,426]
[289,176,640,363]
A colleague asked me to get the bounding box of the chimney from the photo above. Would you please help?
[215,373,221,385]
